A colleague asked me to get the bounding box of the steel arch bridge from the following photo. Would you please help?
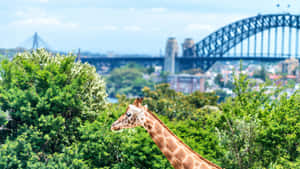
[20,14,300,73]
[184,13,300,71]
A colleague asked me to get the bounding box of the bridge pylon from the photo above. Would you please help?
[164,37,179,74]
[32,32,39,49]
[19,32,50,50]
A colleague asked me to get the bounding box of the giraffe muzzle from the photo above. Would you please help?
[111,121,121,131]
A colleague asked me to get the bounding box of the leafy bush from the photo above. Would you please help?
[142,83,218,120]
[77,104,172,169]
[216,73,300,169]
[0,50,298,169]
[106,64,154,97]
[0,49,106,167]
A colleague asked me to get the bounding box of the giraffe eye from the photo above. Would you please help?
[126,112,132,117]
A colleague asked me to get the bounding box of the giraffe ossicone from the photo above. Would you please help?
[111,98,222,169]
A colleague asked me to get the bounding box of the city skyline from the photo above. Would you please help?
[2,0,300,54]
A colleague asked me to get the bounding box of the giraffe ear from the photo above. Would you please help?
[133,97,143,107]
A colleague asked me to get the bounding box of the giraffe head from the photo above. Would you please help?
[111,98,146,131]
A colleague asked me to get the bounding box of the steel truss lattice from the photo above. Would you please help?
[195,13,300,58]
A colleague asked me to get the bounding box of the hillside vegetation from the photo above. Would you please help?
[0,50,298,169]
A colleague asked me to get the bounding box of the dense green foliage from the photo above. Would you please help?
[0,49,19,59]
[114,80,300,169]
[216,73,299,168]
[182,68,203,74]
[214,73,224,88]
[0,50,106,168]
[105,63,155,97]
[142,84,219,120]
[0,50,299,169]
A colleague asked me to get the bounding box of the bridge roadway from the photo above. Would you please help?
[81,57,164,71]
[81,56,294,73]
[24,13,300,72]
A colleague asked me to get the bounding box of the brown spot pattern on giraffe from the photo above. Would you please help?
[149,130,155,138]
[154,123,162,135]
[175,149,186,161]
[155,136,164,149]
[200,163,210,169]
[144,120,153,130]
[183,156,193,169]
[164,129,170,137]
[166,138,177,152]
[162,150,173,160]
[171,159,182,169]
[145,123,152,130]
[111,100,223,169]
[145,119,153,126]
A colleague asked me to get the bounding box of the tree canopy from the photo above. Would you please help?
[105,63,154,97]
[0,49,106,168]
[0,50,298,169]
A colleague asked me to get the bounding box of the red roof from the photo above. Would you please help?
[286,75,296,79]
[269,74,281,80]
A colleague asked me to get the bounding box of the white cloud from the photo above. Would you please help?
[151,8,167,13]
[151,27,161,31]
[129,8,136,12]
[101,25,118,31]
[13,7,78,29]
[34,0,48,3]
[13,17,59,25]
[185,24,214,32]
[88,25,119,31]
[16,11,25,17]
[12,17,78,28]
[15,8,47,18]
[123,25,142,32]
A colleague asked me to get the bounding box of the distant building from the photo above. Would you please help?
[164,37,179,74]
[269,74,281,80]
[278,58,299,75]
[268,74,298,86]
[182,38,196,57]
[154,66,162,72]
[167,74,207,93]
[221,70,233,84]
[297,68,300,83]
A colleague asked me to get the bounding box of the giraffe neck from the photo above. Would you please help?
[142,110,221,169]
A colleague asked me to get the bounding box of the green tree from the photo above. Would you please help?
[224,80,234,89]
[0,54,7,62]
[215,89,228,102]
[182,68,203,74]
[287,79,296,88]
[0,49,106,167]
[253,66,268,81]
[146,66,155,74]
[217,71,300,169]
[214,73,224,87]
[158,71,169,84]
[106,65,154,97]
[142,83,218,120]
[77,104,172,169]
[0,50,299,169]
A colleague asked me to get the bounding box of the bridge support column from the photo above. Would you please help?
[164,37,178,74]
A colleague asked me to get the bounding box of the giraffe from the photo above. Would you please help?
[111,98,222,169]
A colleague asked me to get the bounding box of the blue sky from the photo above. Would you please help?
[1,0,300,55]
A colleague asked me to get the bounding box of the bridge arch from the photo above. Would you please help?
[195,13,300,58]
